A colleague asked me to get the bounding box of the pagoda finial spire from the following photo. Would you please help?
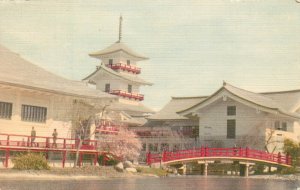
[118,15,123,43]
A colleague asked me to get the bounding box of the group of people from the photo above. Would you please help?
[30,127,58,148]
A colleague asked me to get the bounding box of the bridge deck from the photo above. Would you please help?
[147,147,292,167]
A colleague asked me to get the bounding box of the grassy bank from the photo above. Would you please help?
[0,166,161,180]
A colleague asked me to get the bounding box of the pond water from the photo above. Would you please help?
[0,176,298,190]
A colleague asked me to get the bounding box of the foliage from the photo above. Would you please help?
[136,167,167,177]
[283,138,300,167]
[98,153,119,166]
[99,126,142,161]
[13,153,50,170]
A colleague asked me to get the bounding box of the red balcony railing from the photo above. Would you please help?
[110,90,144,101]
[106,63,141,74]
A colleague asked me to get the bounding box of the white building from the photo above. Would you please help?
[141,82,300,154]
[0,44,115,139]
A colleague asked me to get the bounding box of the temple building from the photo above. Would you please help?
[83,16,154,126]
[0,45,116,139]
[139,82,300,157]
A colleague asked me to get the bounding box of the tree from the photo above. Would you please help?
[282,138,300,167]
[71,99,109,167]
[98,125,142,161]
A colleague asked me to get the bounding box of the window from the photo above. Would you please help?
[281,122,287,131]
[275,121,287,131]
[128,85,132,93]
[142,143,146,151]
[227,119,236,139]
[148,144,154,151]
[127,60,130,65]
[21,105,47,123]
[274,121,280,130]
[160,143,169,151]
[105,84,110,92]
[227,106,236,116]
[0,101,12,119]
[109,59,113,66]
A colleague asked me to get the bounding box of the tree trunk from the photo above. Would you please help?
[74,138,83,168]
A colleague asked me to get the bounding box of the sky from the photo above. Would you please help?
[0,0,300,111]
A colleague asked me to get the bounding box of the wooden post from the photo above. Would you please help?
[286,153,290,165]
[5,148,9,168]
[204,162,208,176]
[62,151,67,168]
[6,135,10,146]
[63,139,66,149]
[94,153,98,166]
[245,164,249,177]
[79,153,83,167]
[46,138,50,148]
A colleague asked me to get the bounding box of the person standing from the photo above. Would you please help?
[31,127,36,147]
[52,129,58,148]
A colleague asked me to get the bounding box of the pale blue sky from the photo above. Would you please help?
[0,0,300,110]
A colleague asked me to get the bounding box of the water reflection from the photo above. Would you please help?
[0,176,297,190]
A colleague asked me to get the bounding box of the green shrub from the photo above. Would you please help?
[98,154,118,166]
[13,153,50,170]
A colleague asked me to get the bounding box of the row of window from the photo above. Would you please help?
[105,84,133,93]
[142,143,194,152]
[109,59,131,66]
[0,101,47,123]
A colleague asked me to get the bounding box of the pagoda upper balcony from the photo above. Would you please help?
[109,90,144,101]
[106,63,141,74]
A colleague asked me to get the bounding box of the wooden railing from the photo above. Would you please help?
[106,63,141,74]
[110,90,144,101]
[0,133,98,150]
[146,147,292,166]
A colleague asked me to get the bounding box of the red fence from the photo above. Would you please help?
[146,147,292,166]
[0,133,98,151]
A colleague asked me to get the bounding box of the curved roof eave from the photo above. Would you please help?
[82,65,153,86]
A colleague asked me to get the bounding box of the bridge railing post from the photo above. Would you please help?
[245,147,249,158]
[239,147,242,157]
[204,146,208,157]
[146,151,151,165]
[200,146,204,157]
[286,153,290,165]
[277,152,281,164]
[6,135,10,146]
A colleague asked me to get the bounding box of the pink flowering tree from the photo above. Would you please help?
[99,126,142,161]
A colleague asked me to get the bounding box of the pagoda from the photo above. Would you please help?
[83,16,154,124]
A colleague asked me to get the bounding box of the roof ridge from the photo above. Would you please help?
[171,96,208,99]
[260,89,300,94]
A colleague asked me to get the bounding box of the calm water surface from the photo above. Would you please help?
[0,176,298,190]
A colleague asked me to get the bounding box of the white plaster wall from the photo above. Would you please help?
[0,87,74,140]
[198,98,268,138]
[94,73,140,94]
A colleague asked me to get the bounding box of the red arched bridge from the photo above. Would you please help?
[0,133,107,168]
[146,147,292,167]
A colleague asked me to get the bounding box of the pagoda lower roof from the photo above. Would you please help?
[83,64,153,86]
